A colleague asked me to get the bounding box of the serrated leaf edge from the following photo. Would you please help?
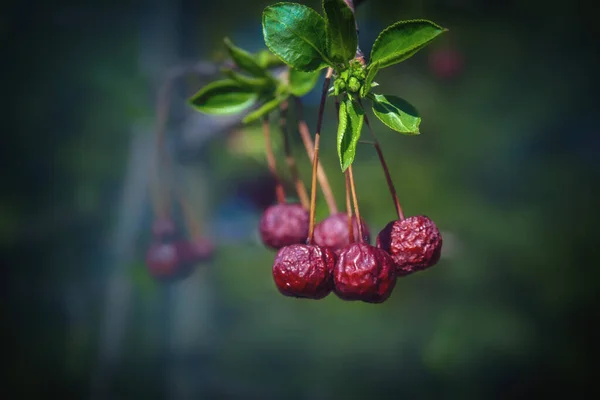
[370,19,448,67]
[262,2,332,72]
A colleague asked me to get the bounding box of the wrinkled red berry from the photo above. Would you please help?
[145,241,194,281]
[272,244,336,299]
[259,203,309,249]
[333,243,396,303]
[313,212,371,255]
[376,215,442,276]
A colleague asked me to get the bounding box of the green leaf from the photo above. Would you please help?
[289,68,321,96]
[188,79,258,115]
[337,97,364,171]
[242,95,288,124]
[262,3,331,72]
[370,19,447,69]
[322,0,357,65]
[361,62,379,97]
[369,93,421,134]
[223,37,266,77]
[221,68,273,91]
[255,49,285,69]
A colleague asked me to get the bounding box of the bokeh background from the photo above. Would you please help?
[3,0,600,398]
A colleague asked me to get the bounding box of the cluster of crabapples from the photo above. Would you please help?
[153,0,448,294]
[261,202,442,303]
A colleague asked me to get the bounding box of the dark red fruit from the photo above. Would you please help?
[152,218,176,240]
[186,237,215,263]
[145,241,195,281]
[333,243,396,303]
[175,238,215,271]
[376,215,442,276]
[259,203,309,250]
[313,212,371,255]
[272,244,336,299]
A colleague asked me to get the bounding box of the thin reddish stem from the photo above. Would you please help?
[152,79,175,220]
[347,164,363,242]
[262,115,286,204]
[294,97,338,215]
[307,68,334,244]
[176,187,201,240]
[344,169,354,243]
[362,111,405,220]
[280,99,309,208]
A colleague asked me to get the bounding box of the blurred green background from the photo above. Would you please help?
[3,0,600,398]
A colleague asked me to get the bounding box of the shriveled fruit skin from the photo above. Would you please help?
[259,203,309,249]
[146,241,196,281]
[313,212,371,255]
[333,243,396,303]
[272,244,336,299]
[376,215,442,276]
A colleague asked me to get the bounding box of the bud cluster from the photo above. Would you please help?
[333,59,367,96]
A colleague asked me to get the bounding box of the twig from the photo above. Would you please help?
[362,112,404,220]
[344,169,354,243]
[351,0,405,220]
[176,186,202,240]
[347,164,363,242]
[151,61,220,220]
[262,115,286,204]
[294,97,338,214]
[280,99,309,208]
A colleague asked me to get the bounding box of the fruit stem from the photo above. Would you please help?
[346,0,405,221]
[280,99,309,209]
[262,115,286,204]
[307,68,334,244]
[361,109,405,220]
[347,164,364,243]
[152,78,175,220]
[176,187,202,240]
[294,97,338,215]
[151,62,220,221]
[344,169,354,243]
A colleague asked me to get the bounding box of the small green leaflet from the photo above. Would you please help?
[361,62,379,97]
[221,68,273,91]
[262,3,331,71]
[369,93,420,134]
[370,19,447,69]
[323,0,357,66]
[337,97,364,171]
[224,37,266,77]
[289,69,321,96]
[188,79,258,115]
[242,96,288,124]
[254,49,285,69]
